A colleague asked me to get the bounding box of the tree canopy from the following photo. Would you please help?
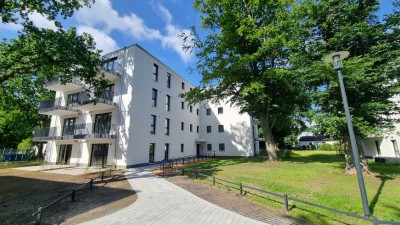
[183,0,311,161]
[0,1,106,148]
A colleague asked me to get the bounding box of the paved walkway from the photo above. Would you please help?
[81,166,270,225]
[15,165,110,175]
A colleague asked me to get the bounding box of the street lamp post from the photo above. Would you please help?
[323,51,371,217]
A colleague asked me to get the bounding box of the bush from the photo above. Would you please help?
[282,150,292,159]
[259,149,267,156]
[318,143,334,151]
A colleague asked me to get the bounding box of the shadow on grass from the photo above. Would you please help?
[183,157,267,174]
[370,175,394,215]
[283,151,346,164]
[368,162,400,178]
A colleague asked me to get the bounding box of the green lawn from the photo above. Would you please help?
[0,159,44,169]
[183,151,400,225]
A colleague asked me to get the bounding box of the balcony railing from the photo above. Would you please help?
[32,123,117,141]
[68,90,117,107]
[44,77,86,88]
[99,67,121,78]
[38,97,79,114]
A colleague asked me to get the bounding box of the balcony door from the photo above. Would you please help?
[62,118,76,136]
[94,113,112,135]
[90,144,109,167]
[57,145,72,165]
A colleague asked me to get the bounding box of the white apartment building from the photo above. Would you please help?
[33,44,259,168]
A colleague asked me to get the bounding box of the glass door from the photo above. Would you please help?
[62,118,76,136]
[164,143,169,161]
[94,113,112,135]
[149,143,155,163]
[57,145,72,164]
[90,144,109,167]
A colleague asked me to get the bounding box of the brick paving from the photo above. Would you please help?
[81,166,271,225]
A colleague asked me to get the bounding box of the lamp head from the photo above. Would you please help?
[323,51,350,70]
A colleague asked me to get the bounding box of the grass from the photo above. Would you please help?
[0,159,44,169]
[183,151,400,225]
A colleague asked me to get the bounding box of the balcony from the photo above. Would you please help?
[32,123,117,142]
[68,90,118,111]
[38,97,79,116]
[99,67,121,81]
[44,78,86,92]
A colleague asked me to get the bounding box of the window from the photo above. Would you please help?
[196,108,199,115]
[190,87,193,91]
[196,126,199,133]
[167,73,171,88]
[181,82,185,90]
[181,143,184,153]
[149,143,155,163]
[166,95,170,111]
[165,118,170,135]
[181,122,184,131]
[375,140,381,155]
[207,126,211,133]
[153,64,158,81]
[218,125,224,132]
[190,105,193,113]
[207,144,212,151]
[219,143,225,151]
[218,107,223,114]
[181,101,185,109]
[164,143,169,160]
[152,89,157,107]
[102,57,118,72]
[206,108,211,115]
[150,115,156,134]
[190,124,193,132]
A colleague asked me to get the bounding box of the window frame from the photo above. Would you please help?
[150,115,156,134]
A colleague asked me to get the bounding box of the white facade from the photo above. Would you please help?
[35,44,259,168]
[361,95,400,160]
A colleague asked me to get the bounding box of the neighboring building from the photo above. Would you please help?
[33,44,259,168]
[298,135,338,148]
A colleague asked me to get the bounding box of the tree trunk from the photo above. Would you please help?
[37,142,44,159]
[259,113,278,161]
[343,136,371,175]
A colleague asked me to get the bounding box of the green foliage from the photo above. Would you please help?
[0,1,107,148]
[281,150,292,159]
[318,143,335,151]
[183,0,311,160]
[297,0,400,141]
[17,138,33,150]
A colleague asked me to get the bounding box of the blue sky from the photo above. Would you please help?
[0,0,396,86]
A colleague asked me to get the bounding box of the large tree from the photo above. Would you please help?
[0,1,107,149]
[0,0,105,86]
[182,0,310,161]
[298,0,400,172]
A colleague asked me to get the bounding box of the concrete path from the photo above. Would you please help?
[81,166,270,225]
[14,165,109,175]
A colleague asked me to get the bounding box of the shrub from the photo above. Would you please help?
[318,143,334,151]
[282,150,292,159]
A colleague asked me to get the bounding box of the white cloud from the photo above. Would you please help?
[75,0,193,62]
[77,26,118,53]
[29,12,58,31]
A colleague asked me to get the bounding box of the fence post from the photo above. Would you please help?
[183,158,185,164]
[71,190,76,202]
[372,217,379,225]
[89,179,93,190]
[182,168,185,175]
[109,168,112,176]
[239,183,243,196]
[213,176,216,186]
[283,194,289,212]
[35,207,43,225]
[101,172,104,182]
[162,163,165,172]
[195,171,198,179]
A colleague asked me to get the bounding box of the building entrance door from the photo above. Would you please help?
[164,143,169,161]
[196,144,200,157]
[90,144,109,167]
[149,143,155,163]
[57,145,72,164]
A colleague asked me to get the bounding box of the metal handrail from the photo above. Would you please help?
[32,169,112,225]
[180,169,397,225]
